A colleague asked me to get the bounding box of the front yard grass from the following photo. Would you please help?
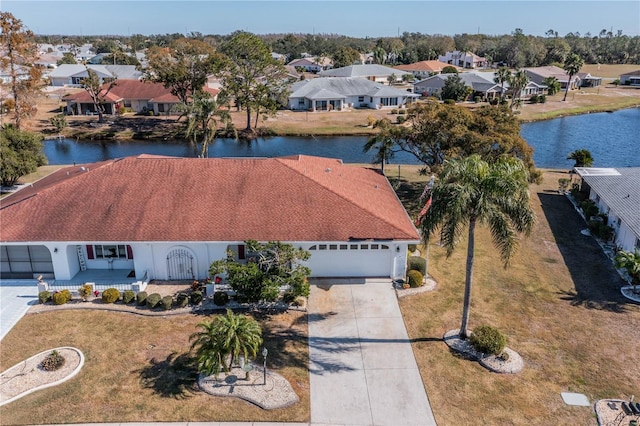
[0,310,309,424]
[399,170,640,425]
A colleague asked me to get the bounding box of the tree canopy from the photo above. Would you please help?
[0,125,47,186]
[80,67,117,123]
[441,74,469,102]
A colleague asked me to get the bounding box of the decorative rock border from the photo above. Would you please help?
[0,347,84,406]
[198,365,299,409]
[443,329,524,374]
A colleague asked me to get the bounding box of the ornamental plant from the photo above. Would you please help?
[101,288,120,304]
[470,325,506,355]
[78,284,93,301]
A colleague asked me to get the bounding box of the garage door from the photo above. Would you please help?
[0,245,54,280]
[307,243,393,277]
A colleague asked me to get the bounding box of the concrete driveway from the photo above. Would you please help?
[0,281,38,342]
[308,278,437,426]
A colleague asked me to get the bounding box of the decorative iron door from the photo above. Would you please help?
[166,248,194,280]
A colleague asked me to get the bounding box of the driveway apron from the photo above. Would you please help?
[0,281,38,342]
[308,278,437,426]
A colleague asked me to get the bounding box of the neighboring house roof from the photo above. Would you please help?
[620,70,640,77]
[290,77,419,100]
[62,79,219,103]
[415,72,504,93]
[0,155,419,243]
[48,64,143,80]
[524,66,577,83]
[575,167,640,239]
[394,61,460,73]
[288,57,332,68]
[320,64,411,78]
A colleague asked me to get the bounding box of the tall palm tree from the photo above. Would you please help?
[418,155,535,338]
[185,90,232,158]
[615,249,640,294]
[493,67,511,102]
[190,309,263,375]
[566,149,594,167]
[562,53,584,101]
[363,118,402,175]
[507,69,529,110]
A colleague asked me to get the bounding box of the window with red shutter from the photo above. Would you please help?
[126,245,133,259]
[86,245,94,259]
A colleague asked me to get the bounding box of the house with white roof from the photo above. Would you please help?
[320,64,412,84]
[288,77,419,111]
[48,64,143,86]
[0,155,419,283]
[574,167,640,253]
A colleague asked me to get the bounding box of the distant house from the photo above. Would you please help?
[620,70,640,86]
[574,167,640,253]
[394,61,461,80]
[414,72,504,100]
[288,57,333,73]
[288,77,419,111]
[319,64,412,84]
[63,79,219,115]
[438,51,487,69]
[0,155,419,281]
[48,64,142,87]
[524,66,581,90]
[577,72,602,87]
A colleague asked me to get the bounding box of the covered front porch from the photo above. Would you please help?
[46,268,147,292]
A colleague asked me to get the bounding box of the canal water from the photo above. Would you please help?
[44,107,640,169]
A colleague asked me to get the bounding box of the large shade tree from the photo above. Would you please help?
[417,154,535,338]
[190,309,263,375]
[80,67,117,123]
[562,53,584,101]
[0,124,46,186]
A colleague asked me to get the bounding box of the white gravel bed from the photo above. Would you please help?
[0,347,84,406]
[198,365,299,409]
[443,329,524,374]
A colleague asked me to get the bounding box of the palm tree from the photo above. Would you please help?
[185,90,232,158]
[566,149,594,167]
[543,76,561,96]
[190,309,263,375]
[508,69,529,110]
[615,249,640,294]
[418,154,535,338]
[493,67,511,102]
[363,118,400,175]
[562,53,584,101]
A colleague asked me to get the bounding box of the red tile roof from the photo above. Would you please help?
[63,80,219,104]
[0,155,419,243]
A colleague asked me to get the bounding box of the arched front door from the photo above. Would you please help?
[166,247,195,280]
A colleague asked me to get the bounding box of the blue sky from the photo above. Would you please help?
[3,1,639,38]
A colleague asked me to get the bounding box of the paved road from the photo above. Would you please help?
[0,280,39,341]
[308,278,437,426]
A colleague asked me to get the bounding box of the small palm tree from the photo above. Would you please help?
[190,309,263,375]
[567,149,594,167]
[615,249,640,294]
[493,67,511,102]
[508,69,529,110]
[543,76,561,96]
[418,154,535,338]
[562,53,584,101]
[186,90,232,158]
[363,118,400,175]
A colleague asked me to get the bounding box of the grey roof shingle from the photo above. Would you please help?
[578,167,640,239]
[320,64,411,78]
[290,77,419,100]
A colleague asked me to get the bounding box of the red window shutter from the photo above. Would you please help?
[238,244,245,260]
[126,245,133,259]
[86,245,94,260]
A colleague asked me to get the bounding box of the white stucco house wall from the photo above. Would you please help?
[288,77,419,111]
[1,155,420,284]
[575,167,640,253]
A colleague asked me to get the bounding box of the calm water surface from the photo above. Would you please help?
[44,107,640,169]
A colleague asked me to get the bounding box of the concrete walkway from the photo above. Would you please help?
[0,280,38,342]
[308,278,437,426]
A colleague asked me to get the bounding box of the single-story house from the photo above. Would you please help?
[320,64,412,84]
[288,77,419,111]
[0,155,420,282]
[574,167,640,253]
[287,57,333,73]
[394,60,461,80]
[48,64,143,87]
[524,66,581,90]
[620,70,640,86]
[577,72,602,87]
[438,51,488,69]
[63,79,219,115]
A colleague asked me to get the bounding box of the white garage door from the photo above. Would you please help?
[307,242,393,277]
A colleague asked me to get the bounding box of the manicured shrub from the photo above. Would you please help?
[40,350,65,371]
[160,295,173,310]
[443,99,455,105]
[470,325,506,355]
[581,199,599,220]
[213,291,229,306]
[136,291,148,306]
[101,288,120,304]
[38,290,51,304]
[407,256,427,276]
[52,290,70,305]
[474,96,482,103]
[489,98,499,105]
[538,94,547,103]
[146,293,162,309]
[176,292,189,308]
[390,108,398,114]
[529,94,539,103]
[190,290,203,305]
[396,115,406,124]
[407,270,424,288]
[77,284,93,301]
[408,244,417,253]
[122,290,135,304]
[398,109,406,115]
